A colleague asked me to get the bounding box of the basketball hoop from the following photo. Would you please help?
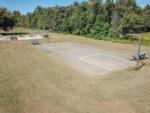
[122,27,146,69]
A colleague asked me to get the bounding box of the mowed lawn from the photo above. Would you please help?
[0,36,150,113]
[141,32,150,41]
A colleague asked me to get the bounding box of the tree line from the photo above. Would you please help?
[0,0,150,38]
[0,8,16,31]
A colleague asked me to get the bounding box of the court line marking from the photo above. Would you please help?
[79,52,131,71]
[80,57,113,71]
[41,43,130,62]
[80,52,129,63]
[52,47,91,54]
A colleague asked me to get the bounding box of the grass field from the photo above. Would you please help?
[0,32,150,113]
[1,28,150,45]
[140,32,150,40]
[0,27,47,35]
[41,31,150,46]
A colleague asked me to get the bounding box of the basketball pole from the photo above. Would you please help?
[127,34,141,68]
[137,34,141,68]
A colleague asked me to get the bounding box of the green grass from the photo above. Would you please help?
[110,37,150,46]
[1,28,150,46]
[140,32,150,40]
[0,27,29,34]
[0,27,47,35]
[50,32,150,46]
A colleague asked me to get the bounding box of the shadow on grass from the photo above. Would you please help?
[0,32,29,36]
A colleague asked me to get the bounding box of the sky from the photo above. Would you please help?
[0,0,149,14]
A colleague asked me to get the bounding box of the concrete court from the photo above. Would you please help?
[35,42,135,75]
